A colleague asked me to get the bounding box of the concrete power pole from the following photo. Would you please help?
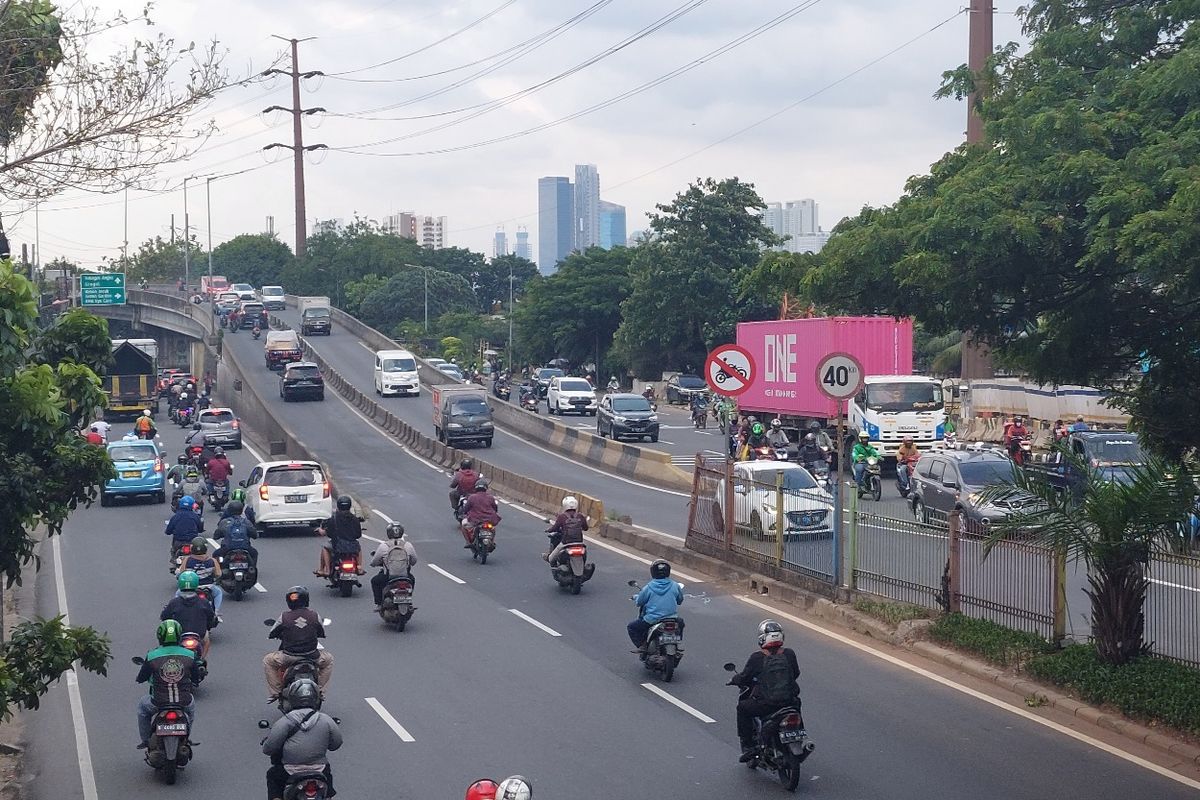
[264,37,327,260]
[961,0,995,380]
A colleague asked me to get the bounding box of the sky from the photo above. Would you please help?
[9,0,1025,269]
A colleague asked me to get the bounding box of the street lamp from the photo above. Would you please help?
[508,264,515,371]
[404,263,432,332]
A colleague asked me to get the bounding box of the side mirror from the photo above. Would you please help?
[943,480,960,490]
[131,656,146,665]
[722,662,737,672]
[257,719,270,730]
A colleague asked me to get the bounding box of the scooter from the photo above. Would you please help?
[804,457,831,492]
[377,574,416,631]
[494,383,511,401]
[328,550,363,598]
[520,391,540,413]
[133,657,195,785]
[546,532,595,595]
[691,400,709,430]
[218,548,257,601]
[896,457,917,499]
[628,580,684,682]
[466,520,497,565]
[257,719,338,799]
[252,325,262,340]
[1008,435,1033,466]
[722,663,814,792]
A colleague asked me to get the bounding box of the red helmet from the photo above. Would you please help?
[466,779,499,800]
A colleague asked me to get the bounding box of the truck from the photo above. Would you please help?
[735,317,946,459]
[264,330,303,371]
[200,275,229,299]
[105,339,160,417]
[432,385,493,447]
[299,296,332,336]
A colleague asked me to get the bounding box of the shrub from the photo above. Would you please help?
[928,613,1054,668]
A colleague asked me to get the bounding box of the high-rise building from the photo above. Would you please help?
[598,201,627,250]
[763,199,824,253]
[420,216,447,249]
[627,229,648,248]
[383,212,418,239]
[538,176,574,273]
[573,164,600,250]
[514,226,531,261]
[493,228,509,259]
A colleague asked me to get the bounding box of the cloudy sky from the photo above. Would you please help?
[10,0,1024,269]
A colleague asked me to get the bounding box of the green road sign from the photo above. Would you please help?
[80,272,126,306]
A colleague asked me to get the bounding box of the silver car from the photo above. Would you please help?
[193,407,243,449]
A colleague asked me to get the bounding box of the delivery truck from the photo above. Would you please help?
[432,385,494,447]
[735,317,945,458]
[299,296,332,336]
[105,339,160,417]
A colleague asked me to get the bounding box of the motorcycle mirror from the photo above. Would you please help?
[239,480,247,488]
[257,719,270,729]
[131,656,146,665]
[723,662,737,672]
[263,618,275,626]
[627,579,638,587]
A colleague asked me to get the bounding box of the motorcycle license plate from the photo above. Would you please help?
[230,560,249,569]
[155,723,188,734]
[657,633,681,643]
[778,729,804,743]
[122,470,141,478]
[285,494,306,503]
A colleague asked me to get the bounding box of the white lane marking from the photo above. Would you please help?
[243,440,267,464]
[1150,578,1200,593]
[363,534,385,544]
[371,508,395,524]
[365,697,416,742]
[509,608,562,637]
[428,563,466,584]
[254,582,268,593]
[51,536,99,800]
[641,683,716,724]
[631,522,686,543]
[584,537,704,584]
[734,595,1200,791]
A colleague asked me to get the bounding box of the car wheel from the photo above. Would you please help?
[317,392,325,401]
[649,434,659,443]
[100,493,111,507]
[913,497,929,524]
[156,491,167,504]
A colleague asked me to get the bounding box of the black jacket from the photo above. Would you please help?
[732,647,801,702]
[161,594,217,635]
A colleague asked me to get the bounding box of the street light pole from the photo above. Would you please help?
[424,269,429,332]
[508,263,515,370]
[183,176,191,290]
[206,177,214,285]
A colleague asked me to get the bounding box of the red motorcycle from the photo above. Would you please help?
[1007,435,1032,466]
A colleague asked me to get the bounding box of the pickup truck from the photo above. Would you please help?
[264,330,303,371]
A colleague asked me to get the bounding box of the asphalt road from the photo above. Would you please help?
[23,368,1200,799]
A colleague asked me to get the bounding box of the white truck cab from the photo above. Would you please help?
[849,375,946,458]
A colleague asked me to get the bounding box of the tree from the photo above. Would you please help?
[802,1,1200,458]
[356,268,475,332]
[474,254,539,313]
[122,236,201,285]
[210,234,293,289]
[983,453,1194,666]
[284,218,425,307]
[342,274,388,318]
[0,256,113,720]
[515,247,633,373]
[613,178,779,378]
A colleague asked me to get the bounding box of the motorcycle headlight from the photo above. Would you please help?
[867,457,878,466]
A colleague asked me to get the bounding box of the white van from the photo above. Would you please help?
[374,349,420,397]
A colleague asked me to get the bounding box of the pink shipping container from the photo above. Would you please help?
[735,317,914,419]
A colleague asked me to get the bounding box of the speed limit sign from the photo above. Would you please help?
[815,352,864,401]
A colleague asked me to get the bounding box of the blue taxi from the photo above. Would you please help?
[101,436,166,506]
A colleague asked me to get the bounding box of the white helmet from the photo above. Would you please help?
[142,409,151,417]
[770,418,782,429]
[496,776,532,800]
[758,619,785,648]
[561,496,578,512]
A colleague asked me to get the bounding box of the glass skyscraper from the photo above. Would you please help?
[538,176,574,274]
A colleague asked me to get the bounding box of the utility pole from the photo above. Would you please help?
[263,36,326,260]
[183,176,192,291]
[206,177,214,286]
[961,0,995,380]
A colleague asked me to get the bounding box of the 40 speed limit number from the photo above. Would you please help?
[815,352,864,401]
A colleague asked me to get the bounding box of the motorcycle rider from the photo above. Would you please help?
[797,433,826,470]
[807,420,834,451]
[161,571,217,658]
[178,536,223,618]
[1053,418,1070,443]
[165,496,205,566]
[204,445,233,497]
[263,586,334,698]
[544,496,588,567]
[315,496,364,578]
[90,417,112,443]
[84,425,105,446]
[461,477,501,549]
[744,421,769,460]
[369,522,418,612]
[1005,415,1030,461]
[449,458,479,512]
[1070,415,1089,433]
[214,500,259,570]
[135,620,201,750]
[231,487,255,524]
[134,409,156,439]
[689,392,707,425]
[261,677,342,800]
[175,466,205,510]
[851,431,880,491]
[766,418,790,453]
[729,619,810,762]
[895,436,920,493]
[252,319,262,339]
[166,454,189,487]
[606,375,619,392]
[627,560,684,652]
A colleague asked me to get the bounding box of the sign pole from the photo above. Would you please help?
[835,400,846,586]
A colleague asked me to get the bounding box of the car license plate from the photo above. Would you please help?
[778,729,804,743]
[122,470,141,478]
[155,723,188,734]
[285,494,307,503]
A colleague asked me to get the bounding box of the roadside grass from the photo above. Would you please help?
[928,613,1055,668]
[853,597,934,627]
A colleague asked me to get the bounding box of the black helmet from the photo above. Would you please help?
[336,495,352,511]
[177,454,187,465]
[213,446,225,457]
[460,458,474,470]
[650,559,671,579]
[226,500,244,515]
[804,432,817,445]
[281,677,321,710]
[808,420,821,431]
[386,522,405,539]
[285,586,310,609]
[474,478,489,492]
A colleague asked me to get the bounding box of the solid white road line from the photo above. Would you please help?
[243,440,267,464]
[365,697,416,742]
[1150,577,1200,593]
[51,536,99,800]
[254,582,268,593]
[640,683,717,724]
[371,508,395,525]
[631,522,685,543]
[734,595,1200,791]
[427,563,466,584]
[509,608,562,637]
[584,537,704,584]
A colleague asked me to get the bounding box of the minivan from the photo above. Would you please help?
[259,285,286,310]
[375,349,420,397]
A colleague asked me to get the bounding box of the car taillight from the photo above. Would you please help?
[303,780,320,798]
[782,712,802,728]
[260,485,270,501]
[322,481,330,499]
[164,710,179,722]
[567,546,585,556]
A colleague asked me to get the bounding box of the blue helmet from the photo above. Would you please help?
[179,495,195,510]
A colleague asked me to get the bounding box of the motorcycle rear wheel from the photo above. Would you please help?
[570,577,582,595]
[339,582,353,598]
[162,758,177,785]
[395,616,407,632]
[778,752,802,792]
[661,659,675,682]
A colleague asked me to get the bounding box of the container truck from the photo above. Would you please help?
[299,296,332,336]
[105,339,160,417]
[735,317,945,458]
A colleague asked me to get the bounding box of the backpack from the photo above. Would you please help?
[224,517,250,545]
[560,512,585,543]
[755,650,796,705]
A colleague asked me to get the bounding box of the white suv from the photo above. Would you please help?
[547,376,597,416]
[241,460,332,530]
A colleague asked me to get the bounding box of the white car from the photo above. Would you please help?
[230,282,256,301]
[374,349,420,397]
[547,376,597,416]
[437,363,464,381]
[425,357,447,368]
[716,461,834,540]
[241,460,332,530]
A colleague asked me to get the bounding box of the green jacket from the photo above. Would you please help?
[852,442,880,463]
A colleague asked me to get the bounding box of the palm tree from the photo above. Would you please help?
[980,451,1194,666]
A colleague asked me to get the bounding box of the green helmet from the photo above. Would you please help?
[751,422,765,436]
[231,488,247,504]
[157,619,183,646]
[177,570,200,592]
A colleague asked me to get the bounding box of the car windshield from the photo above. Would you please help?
[305,308,331,317]
[288,366,320,377]
[537,369,564,380]
[201,410,235,424]
[439,365,462,374]
[265,466,323,486]
[864,381,944,412]
[450,398,489,415]
[959,460,1015,486]
[676,375,705,389]
[559,379,592,392]
[242,304,264,312]
[382,357,416,372]
[1086,437,1143,466]
[109,445,156,462]
[232,283,252,291]
[613,397,651,413]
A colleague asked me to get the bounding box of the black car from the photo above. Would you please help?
[238,301,268,329]
[597,393,660,443]
[534,367,564,399]
[910,449,1024,527]
[279,362,325,402]
[665,374,708,405]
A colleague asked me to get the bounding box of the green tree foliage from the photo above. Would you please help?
[355,268,476,332]
[210,234,293,289]
[802,1,1200,457]
[0,0,63,147]
[432,312,509,368]
[342,273,388,318]
[515,247,633,373]
[0,259,113,719]
[123,236,202,285]
[613,178,779,378]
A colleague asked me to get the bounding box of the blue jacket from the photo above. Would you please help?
[634,578,684,623]
[165,509,204,541]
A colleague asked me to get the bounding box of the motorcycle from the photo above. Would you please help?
[1008,435,1033,466]
[328,549,362,598]
[209,479,230,512]
[133,658,195,785]
[177,406,195,428]
[467,520,497,564]
[628,580,684,682]
[257,720,337,799]
[178,631,209,684]
[169,541,193,575]
[495,383,511,401]
[896,457,917,499]
[453,494,468,524]
[377,574,416,631]
[547,532,595,595]
[520,390,540,413]
[722,663,814,792]
[857,456,882,502]
[803,457,831,492]
[252,325,262,340]
[691,400,709,430]
[218,548,257,601]
[261,619,322,709]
